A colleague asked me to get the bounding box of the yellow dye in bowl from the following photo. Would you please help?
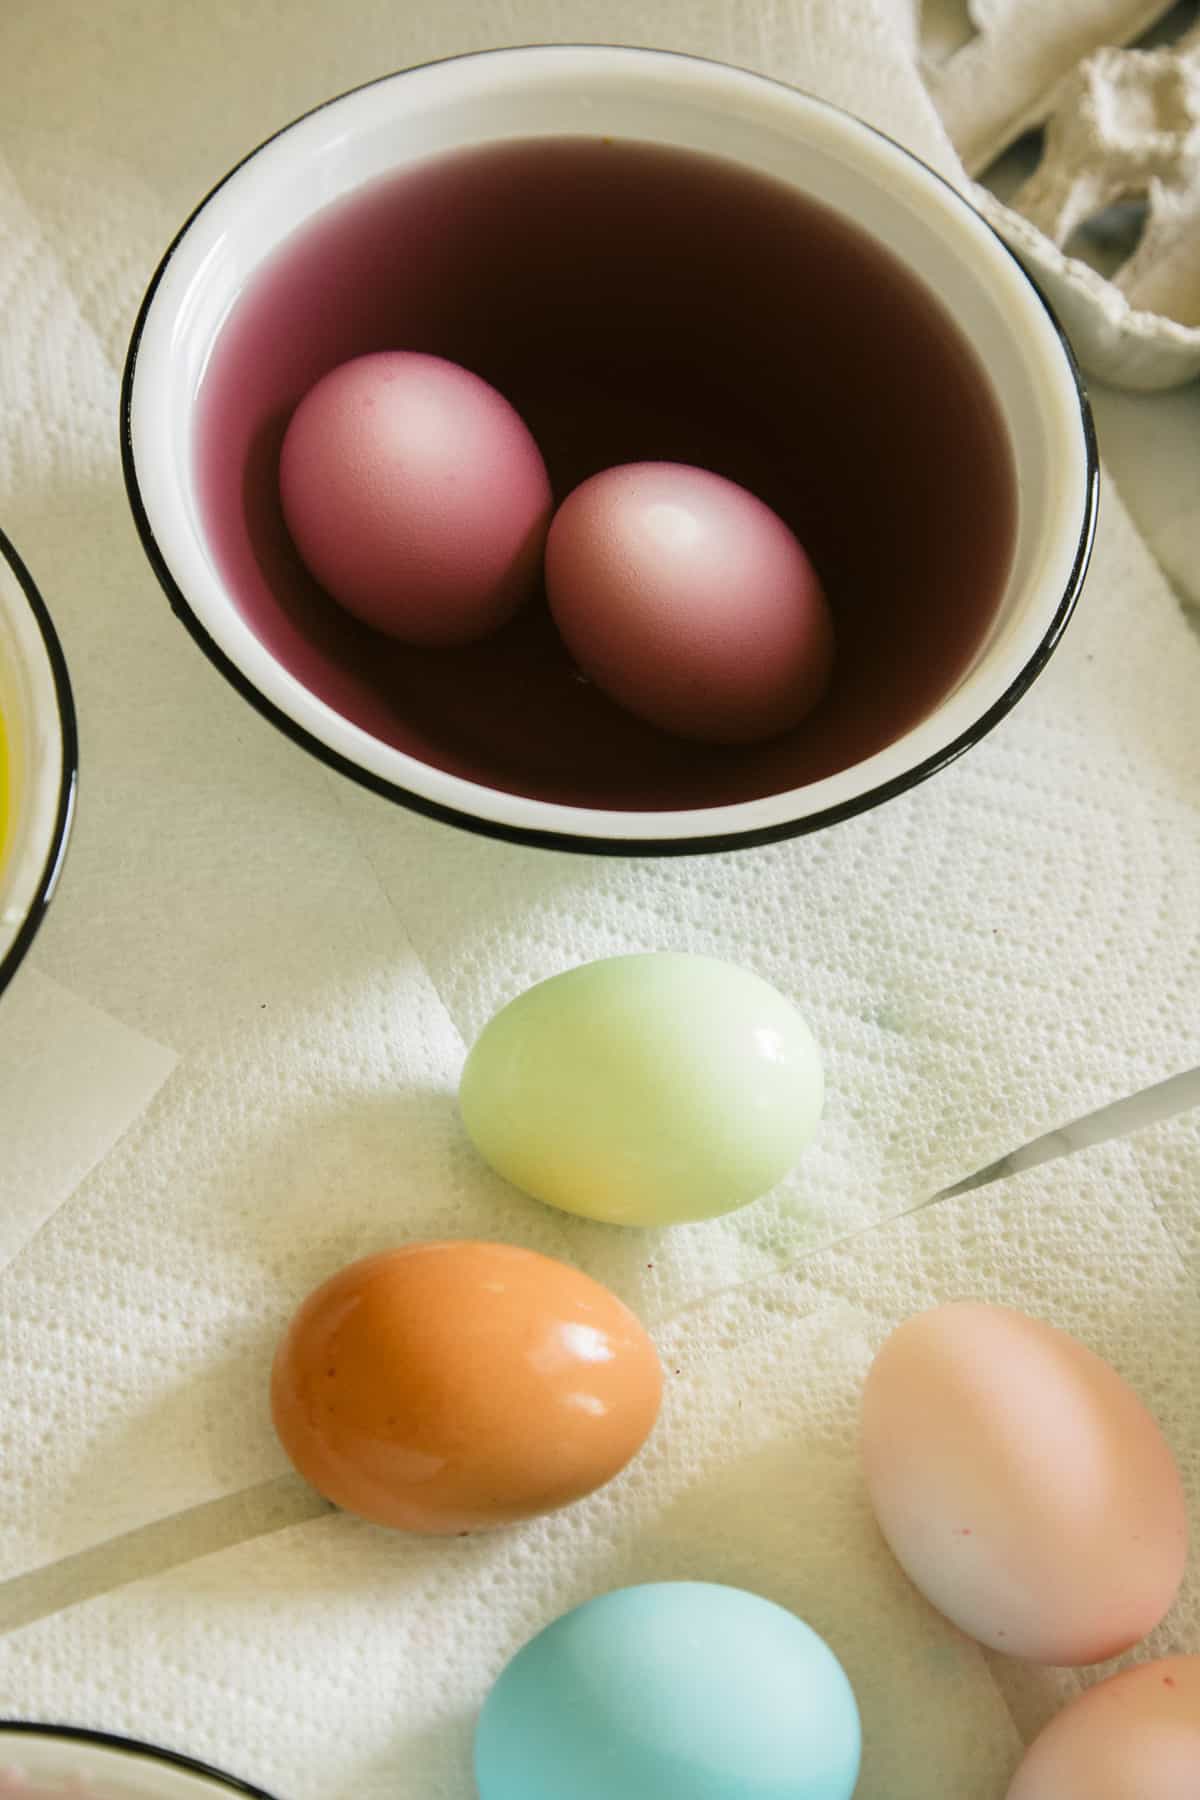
[0,705,8,877]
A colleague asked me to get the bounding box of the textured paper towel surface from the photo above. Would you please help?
[0,0,1197,1789]
[0,0,1194,1336]
[1140,1106,1200,1275]
[0,1303,1022,1800]
[0,857,601,1579]
[708,1109,1200,1752]
[0,0,961,422]
[339,475,1200,1296]
[0,0,1048,1579]
[1006,1108,1200,1734]
[3,1118,1196,1795]
[0,970,176,1276]
[1091,379,1200,618]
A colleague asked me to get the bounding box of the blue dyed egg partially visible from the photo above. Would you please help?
[475,1581,861,1800]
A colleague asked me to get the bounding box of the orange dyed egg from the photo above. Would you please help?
[861,1303,1187,1665]
[271,1241,663,1534]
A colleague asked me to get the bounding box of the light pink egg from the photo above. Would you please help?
[1007,1657,1200,1798]
[279,351,552,646]
[544,462,833,744]
[861,1303,1187,1665]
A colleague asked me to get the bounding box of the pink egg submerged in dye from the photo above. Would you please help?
[279,351,553,648]
[545,461,835,745]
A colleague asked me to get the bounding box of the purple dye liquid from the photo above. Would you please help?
[194,135,1017,811]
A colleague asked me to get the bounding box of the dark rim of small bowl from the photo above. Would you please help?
[0,1721,279,1800]
[120,43,1100,860]
[0,529,78,997]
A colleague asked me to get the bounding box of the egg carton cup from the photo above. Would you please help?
[923,0,1200,387]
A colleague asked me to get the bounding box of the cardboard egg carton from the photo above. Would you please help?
[922,1,1200,387]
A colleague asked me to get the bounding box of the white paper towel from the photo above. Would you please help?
[715,1108,1200,1756]
[337,473,1200,1303]
[0,0,1059,1579]
[0,0,1198,1790]
[0,1306,1023,1800]
[6,487,1193,1585]
[1090,379,1200,619]
[0,971,176,1277]
[1138,1107,1200,1275]
[2,1115,1195,1798]
[1,0,1194,1319]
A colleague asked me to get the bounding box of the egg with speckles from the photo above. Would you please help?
[279,351,552,645]
[271,1240,663,1533]
[545,461,834,743]
[1007,1656,1200,1798]
[861,1302,1187,1664]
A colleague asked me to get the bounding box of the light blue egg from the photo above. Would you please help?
[475,1581,861,1800]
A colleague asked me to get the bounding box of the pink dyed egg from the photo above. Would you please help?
[279,351,552,646]
[544,462,834,744]
[1007,1657,1200,1799]
[861,1303,1188,1666]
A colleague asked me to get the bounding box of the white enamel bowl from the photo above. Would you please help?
[0,1724,274,1800]
[123,45,1097,855]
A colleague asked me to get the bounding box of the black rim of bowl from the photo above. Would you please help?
[120,44,1100,859]
[0,529,78,997]
[0,1722,279,1800]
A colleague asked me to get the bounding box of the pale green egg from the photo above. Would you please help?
[458,952,823,1227]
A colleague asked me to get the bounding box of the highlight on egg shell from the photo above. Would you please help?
[279,350,552,646]
[861,1302,1188,1665]
[1006,1655,1200,1799]
[544,461,834,744]
[270,1240,663,1534]
[458,951,824,1227]
[475,1581,862,1800]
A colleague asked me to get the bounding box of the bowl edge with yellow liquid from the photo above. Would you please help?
[0,528,77,999]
